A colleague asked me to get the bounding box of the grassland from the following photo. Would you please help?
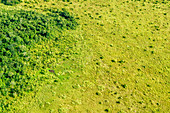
[0,0,170,112]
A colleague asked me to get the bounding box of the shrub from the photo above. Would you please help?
[1,0,22,5]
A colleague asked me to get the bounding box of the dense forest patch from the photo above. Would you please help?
[0,8,78,111]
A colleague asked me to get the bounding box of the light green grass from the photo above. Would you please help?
[1,0,170,112]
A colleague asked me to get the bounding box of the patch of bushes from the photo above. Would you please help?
[0,8,78,112]
[1,0,22,5]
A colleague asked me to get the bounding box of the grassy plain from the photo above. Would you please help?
[0,0,170,112]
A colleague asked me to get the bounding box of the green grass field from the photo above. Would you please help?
[0,0,170,112]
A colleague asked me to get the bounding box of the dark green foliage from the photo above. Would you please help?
[48,8,78,30]
[44,0,50,2]
[121,84,127,88]
[1,0,22,5]
[62,0,70,2]
[0,9,78,111]
[104,109,109,112]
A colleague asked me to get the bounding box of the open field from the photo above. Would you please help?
[0,0,170,112]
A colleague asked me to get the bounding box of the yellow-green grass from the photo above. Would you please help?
[0,0,169,112]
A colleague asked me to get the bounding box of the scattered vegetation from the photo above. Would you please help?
[0,0,169,112]
[0,7,78,111]
[1,0,21,5]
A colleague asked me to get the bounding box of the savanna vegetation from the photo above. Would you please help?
[0,5,78,111]
[0,0,169,112]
